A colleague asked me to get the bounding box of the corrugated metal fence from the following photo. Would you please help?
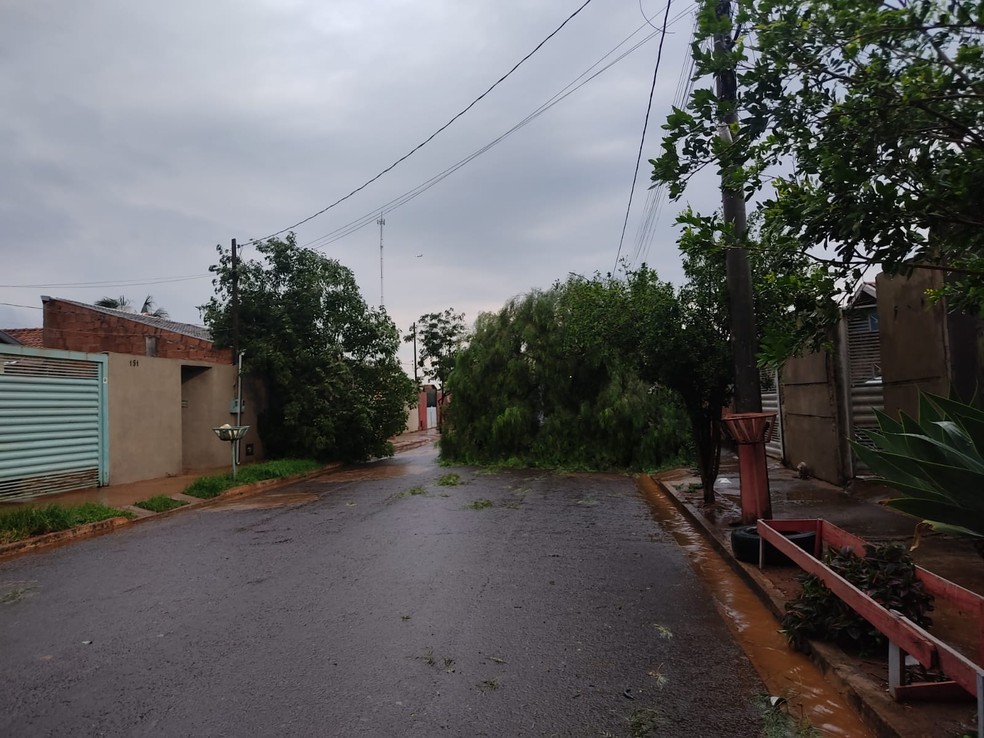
[0,346,108,501]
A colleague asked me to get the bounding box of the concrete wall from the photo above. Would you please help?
[778,349,848,485]
[107,354,264,485]
[876,271,949,419]
[107,354,184,484]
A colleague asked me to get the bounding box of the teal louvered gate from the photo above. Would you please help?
[0,346,108,501]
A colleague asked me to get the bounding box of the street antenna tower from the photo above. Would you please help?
[378,213,386,308]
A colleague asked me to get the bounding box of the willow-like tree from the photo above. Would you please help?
[442,286,690,471]
[201,234,415,462]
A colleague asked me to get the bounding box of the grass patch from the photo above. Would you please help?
[467,499,494,510]
[183,458,321,499]
[478,678,500,692]
[755,696,820,738]
[0,503,134,544]
[437,473,463,487]
[628,708,663,737]
[134,495,188,513]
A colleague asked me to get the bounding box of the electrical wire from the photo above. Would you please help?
[247,0,598,246]
[630,8,700,267]
[0,274,210,289]
[301,20,665,250]
[612,0,674,273]
[300,4,696,253]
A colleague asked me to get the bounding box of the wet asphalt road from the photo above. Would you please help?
[0,445,763,737]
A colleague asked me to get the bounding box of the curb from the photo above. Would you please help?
[646,473,904,738]
[0,463,345,562]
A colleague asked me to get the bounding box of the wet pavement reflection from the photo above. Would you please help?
[640,477,875,737]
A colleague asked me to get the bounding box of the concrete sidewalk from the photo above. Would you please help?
[0,428,440,514]
[653,453,984,738]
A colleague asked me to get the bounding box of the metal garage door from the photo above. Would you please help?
[0,346,108,501]
[759,368,783,459]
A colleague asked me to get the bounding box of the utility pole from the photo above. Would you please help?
[231,238,239,362]
[411,322,418,385]
[378,213,386,309]
[714,0,761,413]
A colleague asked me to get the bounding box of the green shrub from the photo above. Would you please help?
[781,543,933,655]
[0,503,133,544]
[134,495,188,513]
[183,459,320,499]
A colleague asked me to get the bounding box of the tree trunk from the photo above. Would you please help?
[689,407,722,505]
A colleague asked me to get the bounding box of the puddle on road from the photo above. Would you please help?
[318,462,429,483]
[209,491,319,511]
[639,477,875,738]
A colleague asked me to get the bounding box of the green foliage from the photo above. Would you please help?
[0,503,134,544]
[467,499,494,510]
[405,309,466,388]
[134,495,188,513]
[437,473,462,487]
[441,284,692,473]
[183,458,321,499]
[781,543,933,655]
[653,0,984,315]
[852,391,984,540]
[201,235,416,462]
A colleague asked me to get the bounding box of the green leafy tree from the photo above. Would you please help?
[564,215,834,501]
[405,309,466,388]
[441,287,690,471]
[95,295,169,319]
[653,0,984,314]
[200,234,416,463]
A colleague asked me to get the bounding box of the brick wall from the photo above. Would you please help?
[43,299,232,364]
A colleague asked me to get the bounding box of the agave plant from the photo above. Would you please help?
[851,391,984,542]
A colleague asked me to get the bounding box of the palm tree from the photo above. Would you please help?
[94,295,169,319]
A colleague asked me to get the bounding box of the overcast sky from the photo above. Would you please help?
[1,0,722,374]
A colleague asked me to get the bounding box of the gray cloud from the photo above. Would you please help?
[1,0,721,374]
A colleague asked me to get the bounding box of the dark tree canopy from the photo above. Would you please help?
[201,235,415,463]
[405,309,466,388]
[653,0,984,312]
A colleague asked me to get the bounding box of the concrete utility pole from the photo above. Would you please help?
[714,0,761,413]
[231,238,239,362]
[411,322,418,385]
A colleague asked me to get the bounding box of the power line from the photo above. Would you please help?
[631,8,699,267]
[0,274,209,289]
[613,0,675,273]
[0,302,42,310]
[301,19,664,251]
[300,5,696,253]
[248,0,598,246]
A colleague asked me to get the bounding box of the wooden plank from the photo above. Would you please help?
[759,523,939,666]
[892,681,973,702]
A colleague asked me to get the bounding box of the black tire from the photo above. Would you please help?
[730,525,817,566]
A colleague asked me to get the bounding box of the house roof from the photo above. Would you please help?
[42,297,212,342]
[0,328,44,347]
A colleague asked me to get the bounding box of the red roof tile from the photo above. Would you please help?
[2,328,44,347]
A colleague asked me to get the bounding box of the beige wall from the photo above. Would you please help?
[877,271,949,419]
[108,354,183,484]
[107,354,264,485]
[779,349,848,485]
